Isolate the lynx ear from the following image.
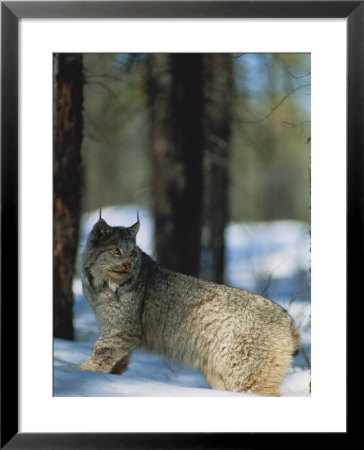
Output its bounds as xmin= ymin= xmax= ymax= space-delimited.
xmin=128 ymin=213 xmax=140 ymax=240
xmin=91 ymin=218 xmax=112 ymax=241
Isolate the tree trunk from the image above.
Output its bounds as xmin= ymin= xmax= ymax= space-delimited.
xmin=147 ymin=54 xmax=204 ymax=277
xmin=147 ymin=54 xmax=233 ymax=282
xmin=201 ymin=54 xmax=234 ymax=283
xmin=53 ymin=54 xmax=84 ymax=340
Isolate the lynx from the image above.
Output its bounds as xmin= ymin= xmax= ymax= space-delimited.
xmin=77 ymin=215 xmax=300 ymax=396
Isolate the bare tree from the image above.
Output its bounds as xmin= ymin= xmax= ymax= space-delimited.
xmin=201 ymin=54 xmax=234 ymax=283
xmin=147 ymin=54 xmax=234 ymax=282
xmin=147 ymin=54 xmax=204 ymax=277
xmin=53 ymin=54 xmax=84 ymax=340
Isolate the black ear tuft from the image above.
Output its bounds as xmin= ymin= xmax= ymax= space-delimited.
xmin=128 ymin=216 xmax=140 ymax=240
xmin=91 ymin=218 xmax=112 ymax=241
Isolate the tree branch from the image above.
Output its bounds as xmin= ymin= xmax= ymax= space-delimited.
xmin=281 ymin=120 xmax=311 ymax=128
xmin=238 ymin=83 xmax=311 ymax=125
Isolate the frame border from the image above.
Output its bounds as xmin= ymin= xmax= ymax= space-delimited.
xmin=1 ymin=1 xmax=359 ymax=448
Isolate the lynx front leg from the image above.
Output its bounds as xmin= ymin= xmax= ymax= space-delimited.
xmin=76 ymin=334 xmax=135 ymax=374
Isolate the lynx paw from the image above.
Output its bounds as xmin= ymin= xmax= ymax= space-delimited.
xmin=74 ymin=360 xmax=102 ymax=372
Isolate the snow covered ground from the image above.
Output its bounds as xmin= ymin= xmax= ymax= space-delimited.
xmin=54 ymin=206 xmax=311 ymax=397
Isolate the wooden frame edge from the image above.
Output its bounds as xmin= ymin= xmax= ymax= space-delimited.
xmin=1 ymin=1 xmax=359 ymax=447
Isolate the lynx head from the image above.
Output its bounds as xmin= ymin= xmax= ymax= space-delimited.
xmin=82 ymin=214 xmax=141 ymax=290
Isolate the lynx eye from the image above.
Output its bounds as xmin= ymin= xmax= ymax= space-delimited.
xmin=111 ymin=248 xmax=121 ymax=256
xmin=130 ymin=249 xmax=137 ymax=257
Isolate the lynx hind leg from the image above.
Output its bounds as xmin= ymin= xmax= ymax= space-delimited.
xmin=216 ymin=337 xmax=295 ymax=397
xmin=204 ymin=368 xmax=281 ymax=396
xmin=246 ymin=339 xmax=296 ymax=396
xmin=224 ymin=359 xmax=287 ymax=397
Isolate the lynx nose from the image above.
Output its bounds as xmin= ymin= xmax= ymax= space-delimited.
xmin=122 ymin=262 xmax=131 ymax=272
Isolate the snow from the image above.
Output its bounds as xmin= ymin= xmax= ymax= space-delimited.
xmin=54 ymin=205 xmax=311 ymax=397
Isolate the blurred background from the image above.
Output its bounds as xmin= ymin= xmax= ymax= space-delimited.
xmin=53 ymin=53 xmax=310 ymax=370
xmin=79 ymin=53 xmax=310 ymax=220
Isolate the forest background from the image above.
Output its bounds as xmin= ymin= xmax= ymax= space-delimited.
xmin=53 ymin=52 xmax=311 ymax=347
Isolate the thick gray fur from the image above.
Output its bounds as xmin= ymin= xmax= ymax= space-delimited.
xmin=78 ymin=217 xmax=300 ymax=396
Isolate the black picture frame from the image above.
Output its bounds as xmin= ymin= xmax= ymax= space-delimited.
xmin=1 ymin=1 xmax=358 ymax=448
